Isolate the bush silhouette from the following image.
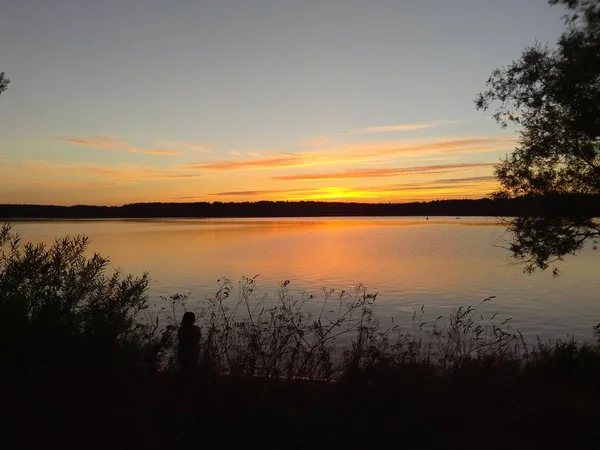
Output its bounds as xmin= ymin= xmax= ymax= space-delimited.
xmin=0 ymin=224 xmax=158 ymax=378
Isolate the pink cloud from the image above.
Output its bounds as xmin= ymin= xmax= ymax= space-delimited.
xmin=56 ymin=136 xmax=181 ymax=156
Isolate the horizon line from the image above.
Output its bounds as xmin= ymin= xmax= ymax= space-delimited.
xmin=2 ymin=194 xmax=598 ymax=209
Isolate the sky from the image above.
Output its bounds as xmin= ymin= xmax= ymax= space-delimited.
xmin=0 ymin=0 xmax=566 ymax=205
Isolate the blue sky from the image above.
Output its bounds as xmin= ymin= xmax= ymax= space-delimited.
xmin=0 ymin=0 xmax=565 ymax=204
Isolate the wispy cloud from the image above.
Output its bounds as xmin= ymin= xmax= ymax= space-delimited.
xmin=172 ymin=196 xmax=209 ymax=200
xmin=187 ymin=154 xmax=379 ymax=171
xmin=436 ymin=176 xmax=496 ymax=184
xmin=272 ymin=162 xmax=497 ymax=181
xmin=356 ymin=137 xmax=514 ymax=157
xmin=56 ymin=136 xmax=181 ymax=156
xmin=302 ymin=120 xmax=472 ymax=146
xmin=348 ymin=119 xmax=470 ymax=136
xmin=157 ymin=140 xmax=214 ymax=154
xmin=348 ymin=123 xmax=432 ymax=135
xmin=0 ymin=175 xmax=120 ymax=189
xmin=190 ymin=156 xmax=301 ymax=170
xmin=210 ymin=188 xmax=311 ymax=197
xmin=11 ymin=159 xmax=202 ymax=181
xmin=370 ymin=176 xmax=498 ymax=191
xmin=297 ymin=137 xmax=516 ymax=159
xmin=190 ymin=137 xmax=514 ymax=172
xmin=209 ymin=175 xmax=498 ymax=200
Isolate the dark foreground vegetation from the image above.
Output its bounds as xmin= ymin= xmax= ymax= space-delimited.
xmin=2 ymin=194 xmax=600 ymax=219
xmin=2 ymin=224 xmax=600 ymax=449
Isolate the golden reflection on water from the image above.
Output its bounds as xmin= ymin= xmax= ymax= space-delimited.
xmin=11 ymin=217 xmax=509 ymax=300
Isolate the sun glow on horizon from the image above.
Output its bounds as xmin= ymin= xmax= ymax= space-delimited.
xmin=0 ymin=128 xmax=507 ymax=206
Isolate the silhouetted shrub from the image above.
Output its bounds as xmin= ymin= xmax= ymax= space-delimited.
xmin=0 ymin=224 xmax=161 ymax=378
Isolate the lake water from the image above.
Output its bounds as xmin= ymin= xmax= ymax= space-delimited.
xmin=8 ymin=217 xmax=600 ymax=343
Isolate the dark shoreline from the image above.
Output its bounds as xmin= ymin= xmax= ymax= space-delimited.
xmin=1 ymin=194 xmax=599 ymax=219
xmin=3 ymin=221 xmax=600 ymax=449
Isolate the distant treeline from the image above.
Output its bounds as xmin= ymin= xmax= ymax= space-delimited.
xmin=1 ymin=195 xmax=599 ymax=219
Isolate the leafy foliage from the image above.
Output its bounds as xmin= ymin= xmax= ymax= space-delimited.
xmin=0 ymin=72 xmax=8 ymax=97
xmin=476 ymin=0 xmax=600 ymax=272
xmin=501 ymin=216 xmax=599 ymax=275
xmin=0 ymin=224 xmax=157 ymax=375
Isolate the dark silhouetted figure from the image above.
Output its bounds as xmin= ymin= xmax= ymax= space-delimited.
xmin=178 ymin=312 xmax=201 ymax=372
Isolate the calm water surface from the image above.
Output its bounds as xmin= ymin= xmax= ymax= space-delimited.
xmin=10 ymin=217 xmax=600 ymax=342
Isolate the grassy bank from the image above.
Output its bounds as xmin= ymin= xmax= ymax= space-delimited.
xmin=2 ymin=223 xmax=600 ymax=449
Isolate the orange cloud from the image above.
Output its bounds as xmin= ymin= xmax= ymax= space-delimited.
xmin=191 ymin=155 xmax=301 ymax=170
xmin=189 ymin=136 xmax=514 ymax=172
xmin=121 ymin=171 xmax=202 ymax=180
xmin=56 ymin=136 xmax=181 ymax=156
xmin=211 ymin=188 xmax=310 ymax=196
xmin=11 ymin=160 xmax=201 ymax=182
xmin=303 ymin=119 xmax=471 ymax=144
xmin=352 ymin=137 xmax=515 ymax=158
xmin=188 ymin=154 xmax=378 ymax=171
xmin=209 ymin=176 xmax=498 ymax=200
xmin=435 ymin=176 xmax=496 ymax=184
xmin=302 ymin=137 xmax=516 ymax=159
xmin=364 ymin=176 xmax=498 ymax=191
xmin=0 ymin=175 xmax=120 ymax=189
xmin=272 ymin=162 xmax=497 ymax=181
xmin=348 ymin=123 xmax=433 ymax=135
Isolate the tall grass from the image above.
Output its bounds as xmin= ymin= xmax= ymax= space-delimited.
xmin=154 ymin=277 xmax=533 ymax=379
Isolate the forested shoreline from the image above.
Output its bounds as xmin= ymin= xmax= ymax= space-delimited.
xmin=2 ymin=194 xmax=599 ymax=219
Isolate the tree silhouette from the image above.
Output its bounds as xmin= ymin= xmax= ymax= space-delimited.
xmin=0 ymin=72 xmax=9 ymax=97
xmin=476 ymin=0 xmax=600 ymax=274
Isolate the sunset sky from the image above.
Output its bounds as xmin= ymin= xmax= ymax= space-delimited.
xmin=0 ymin=0 xmax=565 ymax=205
